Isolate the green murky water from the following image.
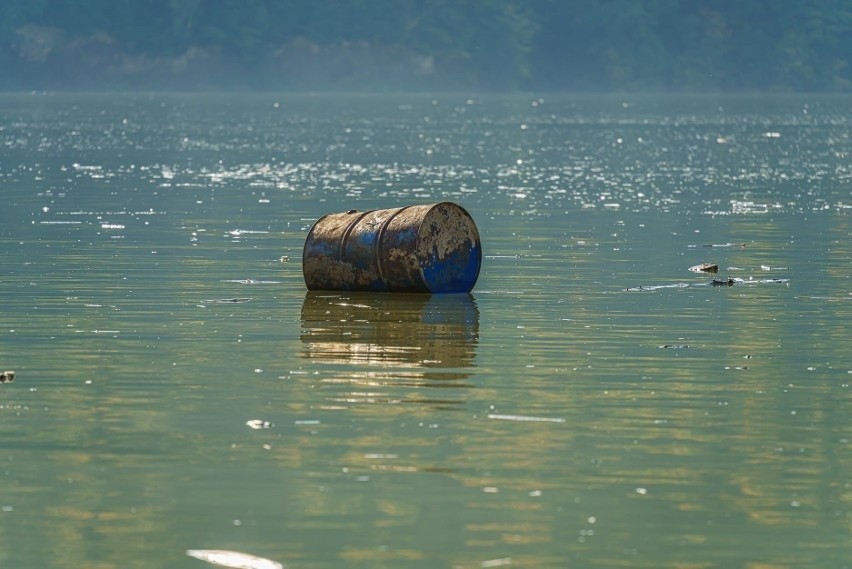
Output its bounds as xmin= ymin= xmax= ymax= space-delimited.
xmin=1 ymin=93 xmax=850 ymax=568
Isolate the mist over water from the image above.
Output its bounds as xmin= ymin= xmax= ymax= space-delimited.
xmin=1 ymin=93 xmax=850 ymax=568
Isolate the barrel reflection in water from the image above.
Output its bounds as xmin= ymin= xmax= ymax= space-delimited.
xmin=300 ymin=292 xmax=479 ymax=386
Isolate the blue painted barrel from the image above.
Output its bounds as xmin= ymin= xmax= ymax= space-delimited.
xmin=302 ymin=202 xmax=481 ymax=293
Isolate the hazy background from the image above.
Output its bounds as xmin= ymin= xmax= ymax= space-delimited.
xmin=3 ymin=0 xmax=851 ymax=92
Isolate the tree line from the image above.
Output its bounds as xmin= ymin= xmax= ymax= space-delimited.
xmin=2 ymin=0 xmax=851 ymax=91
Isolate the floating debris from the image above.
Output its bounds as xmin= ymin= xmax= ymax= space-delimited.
xmin=201 ymin=298 xmax=252 ymax=304
xmin=626 ymin=277 xmax=788 ymax=292
xmin=246 ymin=419 xmax=273 ymax=430
xmin=688 ymin=263 xmax=718 ymax=273
xmin=303 ymin=202 xmax=481 ymax=293
xmin=659 ymin=344 xmax=690 ymax=349
xmin=186 ymin=549 xmax=284 ymax=569
xmin=0 ymin=371 xmax=15 ymax=383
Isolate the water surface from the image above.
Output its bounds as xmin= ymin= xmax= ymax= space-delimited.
xmin=1 ymin=93 xmax=850 ymax=568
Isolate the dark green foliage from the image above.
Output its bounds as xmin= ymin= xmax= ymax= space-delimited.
xmin=1 ymin=0 xmax=851 ymax=90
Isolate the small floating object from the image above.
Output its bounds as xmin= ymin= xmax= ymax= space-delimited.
xmin=186 ymin=549 xmax=284 ymax=569
xmin=689 ymin=263 xmax=718 ymax=273
xmin=712 ymin=277 xmax=737 ymax=286
xmin=303 ymin=202 xmax=481 ymax=293
xmin=245 ymin=419 xmax=272 ymax=430
xmin=0 ymin=371 xmax=14 ymax=383
xmin=628 ymin=276 xmax=785 ymax=292
xmin=201 ymin=298 xmax=253 ymax=304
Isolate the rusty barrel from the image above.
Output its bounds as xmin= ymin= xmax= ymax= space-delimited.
xmin=302 ymin=202 xmax=481 ymax=293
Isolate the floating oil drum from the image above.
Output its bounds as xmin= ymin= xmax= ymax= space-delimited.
xmin=302 ymin=202 xmax=481 ymax=293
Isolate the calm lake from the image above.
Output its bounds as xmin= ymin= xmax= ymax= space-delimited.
xmin=1 ymin=93 xmax=850 ymax=568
